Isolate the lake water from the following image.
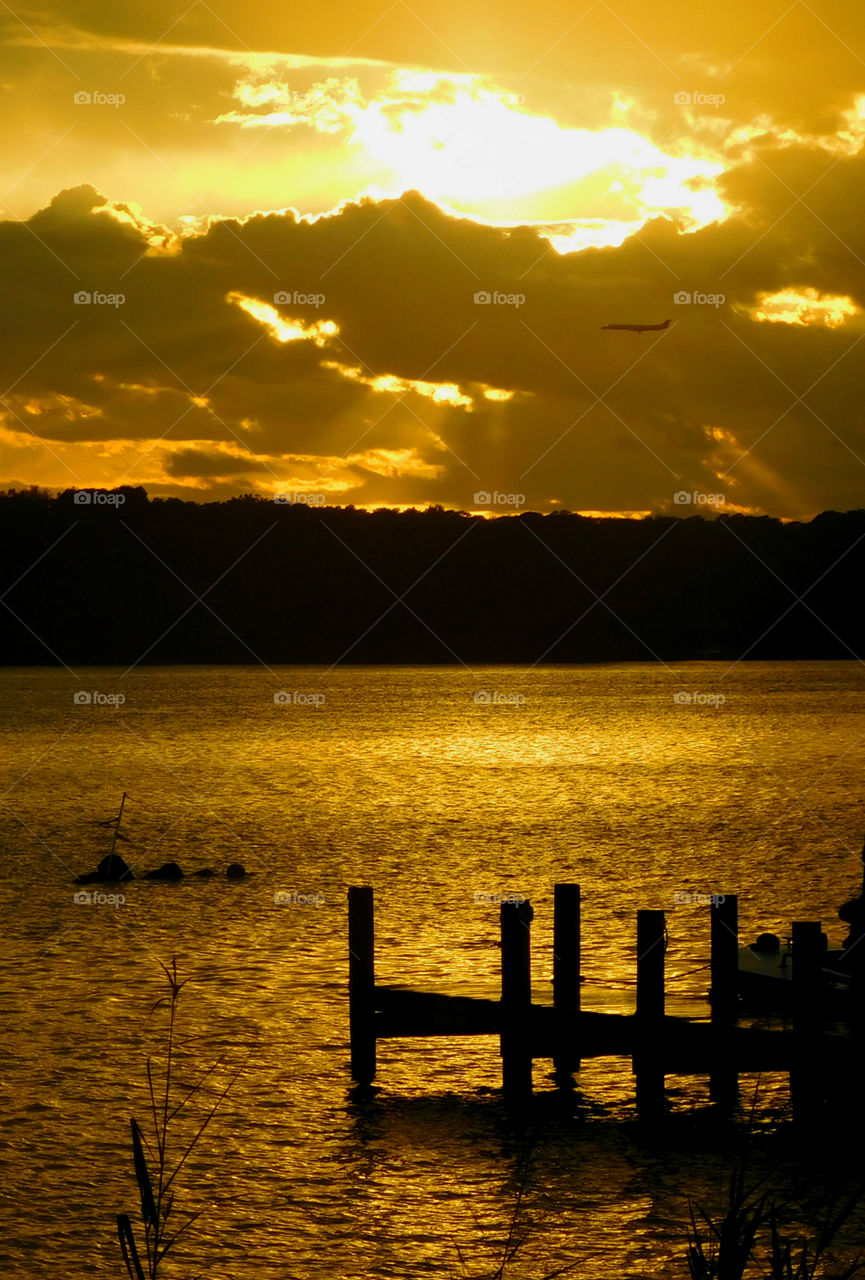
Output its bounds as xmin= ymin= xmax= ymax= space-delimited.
xmin=1 ymin=662 xmax=864 ymax=1279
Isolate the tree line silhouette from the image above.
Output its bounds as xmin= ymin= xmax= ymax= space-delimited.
xmin=1 ymin=487 xmax=863 ymax=665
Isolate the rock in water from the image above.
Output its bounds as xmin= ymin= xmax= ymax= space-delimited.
xmin=226 ymin=863 xmax=247 ymax=879
xmin=75 ymin=852 xmax=134 ymax=884
xmin=144 ymin=861 xmax=184 ymax=881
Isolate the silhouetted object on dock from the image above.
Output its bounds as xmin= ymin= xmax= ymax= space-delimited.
xmin=737 ymin=934 xmax=849 ymax=1008
xmin=75 ymin=851 xmax=135 ymax=884
xmin=737 ymin=852 xmax=865 ymax=1008
xmin=838 ymin=838 xmax=865 ymax=993
xmin=839 ymin=897 xmax=865 ymax=934
xmin=144 ymin=861 xmax=184 ymax=881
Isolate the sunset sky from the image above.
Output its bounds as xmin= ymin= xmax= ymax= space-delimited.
xmin=2 ymin=0 xmax=865 ymax=516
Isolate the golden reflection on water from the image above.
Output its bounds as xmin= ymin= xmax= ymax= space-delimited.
xmin=1 ymin=663 xmax=864 ymax=1278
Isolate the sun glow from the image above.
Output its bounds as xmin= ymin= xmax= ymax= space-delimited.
xmin=748 ymin=288 xmax=860 ymax=328
xmin=221 ymin=70 xmax=728 ymax=246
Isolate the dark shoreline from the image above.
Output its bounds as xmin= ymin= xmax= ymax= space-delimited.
xmin=2 ymin=490 xmax=864 ymax=666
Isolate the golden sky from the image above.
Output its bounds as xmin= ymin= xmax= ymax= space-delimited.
xmin=2 ymin=0 xmax=865 ymax=516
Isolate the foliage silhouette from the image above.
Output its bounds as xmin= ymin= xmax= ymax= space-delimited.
xmin=117 ymin=958 xmax=247 ymax=1279
xmin=1 ymin=489 xmax=864 ymax=663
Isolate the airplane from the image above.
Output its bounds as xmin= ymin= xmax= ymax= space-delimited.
xmin=600 ymin=318 xmax=672 ymax=334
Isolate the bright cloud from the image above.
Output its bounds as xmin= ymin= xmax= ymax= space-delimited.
xmin=747 ymin=288 xmax=860 ymax=328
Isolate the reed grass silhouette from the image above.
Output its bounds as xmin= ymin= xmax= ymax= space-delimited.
xmin=686 ymin=1166 xmax=864 ymax=1280
xmin=117 ymin=957 xmax=247 ymax=1279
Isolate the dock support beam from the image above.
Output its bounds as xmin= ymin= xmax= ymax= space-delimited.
xmin=501 ymin=898 xmax=534 ymax=1104
xmin=635 ymin=909 xmax=666 ymax=1121
xmin=348 ymin=886 xmax=376 ymax=1085
xmin=710 ymin=893 xmax=739 ymax=1106
xmin=553 ymin=883 xmax=581 ymax=1082
xmin=791 ymin=919 xmax=823 ymax=1124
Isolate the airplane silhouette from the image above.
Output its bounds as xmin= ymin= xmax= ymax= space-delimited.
xmin=601 ymin=318 xmax=672 ymax=334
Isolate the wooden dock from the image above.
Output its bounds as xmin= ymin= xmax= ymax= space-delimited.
xmin=348 ymin=884 xmax=860 ymax=1120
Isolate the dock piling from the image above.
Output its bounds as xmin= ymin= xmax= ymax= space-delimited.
xmin=348 ymin=885 xmax=376 ymax=1085
xmin=791 ymin=919 xmax=823 ymax=1123
xmin=500 ymin=898 xmax=534 ymax=1104
xmin=710 ymin=893 xmax=739 ymax=1105
xmin=553 ymin=883 xmax=581 ymax=1082
xmin=635 ymin=909 xmax=666 ymax=1120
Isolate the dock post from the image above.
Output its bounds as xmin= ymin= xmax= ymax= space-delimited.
xmin=500 ymin=897 xmax=534 ymax=1104
xmin=635 ymin=909 xmax=666 ymax=1121
xmin=791 ymin=920 xmax=823 ymax=1124
xmin=348 ymin=886 xmax=376 ymax=1085
xmin=553 ymin=883 xmax=581 ymax=1083
xmin=709 ymin=893 xmax=739 ymax=1106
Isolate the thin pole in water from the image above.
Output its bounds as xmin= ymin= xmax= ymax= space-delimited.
xmin=110 ymin=792 xmax=127 ymax=859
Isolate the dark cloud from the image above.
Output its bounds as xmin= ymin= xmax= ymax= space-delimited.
xmin=1 ymin=134 xmax=865 ymax=515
